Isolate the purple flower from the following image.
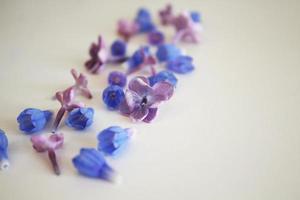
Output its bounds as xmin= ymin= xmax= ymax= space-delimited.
xmin=119 ymin=76 xmax=174 ymax=123
xmin=117 ymin=19 xmax=139 ymax=41
xmin=167 ymin=56 xmax=195 ymax=74
xmin=108 ymin=71 xmax=127 ymax=88
xmin=159 ymin=4 xmax=174 ymax=26
xmin=149 ymin=70 xmax=178 ymax=87
xmin=71 ymin=69 xmax=92 ymax=99
xmin=31 ymin=133 xmax=64 ymax=175
xmin=148 ymin=30 xmax=165 ymax=46
xmin=85 ymin=35 xmax=108 ymax=74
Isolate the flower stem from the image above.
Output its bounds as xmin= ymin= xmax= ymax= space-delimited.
xmin=48 ymin=150 xmax=60 ymax=175
xmin=52 ymin=107 xmax=66 ymax=133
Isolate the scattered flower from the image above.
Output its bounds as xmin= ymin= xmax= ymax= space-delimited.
xmin=65 ymin=107 xmax=94 ymax=130
xmin=85 ymin=35 xmax=108 ymax=74
xmin=17 ymin=108 xmax=52 ymax=134
xmin=156 ymin=44 xmax=181 ymax=62
xmin=31 ymin=133 xmax=64 ymax=175
xmin=119 ymin=76 xmax=174 ymax=122
xmin=190 ymin=11 xmax=201 ymax=23
xmin=0 ymin=129 xmax=9 ymax=170
xmin=148 ymin=30 xmax=165 ymax=46
xmin=70 ymin=68 xmax=92 ymax=99
xmin=149 ymin=70 xmax=178 ymax=87
xmin=102 ymin=85 xmax=125 ymax=110
xmin=135 ymin=8 xmax=156 ymax=33
xmin=110 ymin=40 xmax=126 ymax=57
xmin=167 ymin=55 xmax=195 ymax=74
xmin=73 ymin=148 xmax=118 ymax=182
xmin=117 ymin=19 xmax=139 ymax=41
xmin=108 ymin=71 xmax=127 ymax=88
xmin=159 ymin=4 xmax=174 ymax=25
xmin=97 ymin=126 xmax=135 ymax=156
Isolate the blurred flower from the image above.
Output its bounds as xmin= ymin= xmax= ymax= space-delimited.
xmin=156 ymin=44 xmax=181 ymax=62
xmin=17 ymin=108 xmax=52 ymax=134
xmin=167 ymin=56 xmax=195 ymax=74
xmin=149 ymin=70 xmax=178 ymax=87
xmin=108 ymin=71 xmax=127 ymax=88
xmin=31 ymin=133 xmax=64 ymax=175
xmin=148 ymin=30 xmax=165 ymax=46
xmin=65 ymin=107 xmax=94 ymax=130
xmin=102 ymin=85 xmax=125 ymax=110
xmin=0 ymin=129 xmax=9 ymax=171
xmin=97 ymin=126 xmax=135 ymax=156
xmin=110 ymin=40 xmax=126 ymax=57
xmin=159 ymin=4 xmax=174 ymax=25
xmin=117 ymin=19 xmax=139 ymax=41
xmin=85 ymin=35 xmax=108 ymax=74
xmin=73 ymin=148 xmax=118 ymax=182
xmin=119 ymin=76 xmax=174 ymax=123
xmin=135 ymin=8 xmax=156 ymax=33
xmin=190 ymin=11 xmax=201 ymax=23
xmin=70 ymin=68 xmax=92 ymax=99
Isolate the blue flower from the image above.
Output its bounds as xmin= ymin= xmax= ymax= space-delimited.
xmin=102 ymin=85 xmax=125 ymax=110
xmin=127 ymin=46 xmax=150 ymax=71
xmin=149 ymin=70 xmax=178 ymax=87
xmin=190 ymin=11 xmax=201 ymax=23
xmin=135 ymin=8 xmax=156 ymax=33
xmin=17 ymin=108 xmax=52 ymax=134
xmin=0 ymin=129 xmax=9 ymax=170
xmin=73 ymin=148 xmax=116 ymax=181
xmin=65 ymin=107 xmax=94 ymax=130
xmin=110 ymin=40 xmax=126 ymax=57
xmin=97 ymin=126 xmax=134 ymax=156
xmin=108 ymin=71 xmax=127 ymax=88
xmin=167 ymin=56 xmax=195 ymax=74
xmin=156 ymin=44 xmax=181 ymax=62
xmin=148 ymin=30 xmax=165 ymax=46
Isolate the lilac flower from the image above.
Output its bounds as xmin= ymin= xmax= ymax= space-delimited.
xmin=108 ymin=71 xmax=127 ymax=88
xmin=127 ymin=46 xmax=157 ymax=75
xmin=149 ymin=70 xmax=178 ymax=87
xmin=31 ymin=133 xmax=64 ymax=175
xmin=73 ymin=148 xmax=118 ymax=182
xmin=97 ymin=126 xmax=135 ymax=156
xmin=119 ymin=76 xmax=174 ymax=123
xmin=135 ymin=8 xmax=156 ymax=33
xmin=0 ymin=129 xmax=9 ymax=170
xmin=148 ymin=30 xmax=165 ymax=46
xmin=70 ymin=69 xmax=92 ymax=99
xmin=117 ymin=19 xmax=139 ymax=41
xmin=65 ymin=107 xmax=94 ymax=130
xmin=166 ymin=56 xmax=195 ymax=74
xmin=159 ymin=4 xmax=174 ymax=25
xmin=17 ymin=108 xmax=52 ymax=134
xmin=52 ymin=87 xmax=84 ymax=132
xmin=190 ymin=11 xmax=201 ymax=23
xmin=85 ymin=35 xmax=108 ymax=74
xmin=156 ymin=44 xmax=181 ymax=62
xmin=102 ymin=85 xmax=125 ymax=110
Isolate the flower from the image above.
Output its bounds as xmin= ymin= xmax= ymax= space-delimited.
xmin=31 ymin=133 xmax=64 ymax=175
xmin=149 ymin=70 xmax=178 ymax=87
xmin=72 ymin=148 xmax=117 ymax=182
xmin=135 ymin=8 xmax=156 ymax=33
xmin=17 ymin=108 xmax=52 ymax=134
xmin=53 ymin=88 xmax=84 ymax=132
xmin=102 ymin=85 xmax=125 ymax=110
xmin=117 ymin=19 xmax=139 ymax=41
xmin=166 ymin=56 xmax=195 ymax=74
xmin=0 ymin=129 xmax=9 ymax=170
xmin=119 ymin=76 xmax=174 ymax=122
xmin=156 ymin=44 xmax=181 ymax=62
xmin=148 ymin=30 xmax=165 ymax=46
xmin=85 ymin=35 xmax=108 ymax=74
xmin=127 ymin=46 xmax=156 ymax=75
xmin=110 ymin=40 xmax=126 ymax=57
xmin=159 ymin=4 xmax=174 ymax=25
xmin=97 ymin=126 xmax=135 ymax=156
xmin=65 ymin=107 xmax=94 ymax=130
xmin=70 ymin=68 xmax=92 ymax=99
xmin=108 ymin=71 xmax=127 ymax=88
xmin=190 ymin=11 xmax=201 ymax=23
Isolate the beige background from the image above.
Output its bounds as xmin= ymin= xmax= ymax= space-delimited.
xmin=0 ymin=0 xmax=299 ymax=199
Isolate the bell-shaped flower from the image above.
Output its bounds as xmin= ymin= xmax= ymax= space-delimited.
xmin=0 ymin=129 xmax=9 ymax=170
xmin=65 ymin=107 xmax=94 ymax=130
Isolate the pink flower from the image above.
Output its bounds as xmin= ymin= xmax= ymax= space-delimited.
xmin=159 ymin=4 xmax=174 ymax=26
xmin=117 ymin=19 xmax=139 ymax=41
xmin=31 ymin=133 xmax=64 ymax=175
xmin=70 ymin=68 xmax=92 ymax=99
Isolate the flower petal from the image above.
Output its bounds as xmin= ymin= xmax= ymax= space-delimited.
xmin=119 ymin=90 xmax=140 ymax=115
xmin=130 ymin=106 xmax=149 ymax=121
xmin=128 ymin=76 xmax=152 ymax=97
xmin=151 ymin=81 xmax=174 ymax=102
xmin=143 ymin=108 xmax=158 ymax=123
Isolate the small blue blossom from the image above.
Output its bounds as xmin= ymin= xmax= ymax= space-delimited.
xmin=73 ymin=148 xmax=117 ymax=182
xmin=190 ymin=11 xmax=201 ymax=23
xmin=166 ymin=56 xmax=195 ymax=74
xmin=65 ymin=107 xmax=94 ymax=130
xmin=0 ymin=129 xmax=9 ymax=170
xmin=17 ymin=108 xmax=52 ymax=134
xmin=97 ymin=126 xmax=134 ymax=156
xmin=148 ymin=30 xmax=165 ymax=46
xmin=102 ymin=85 xmax=125 ymax=110
xmin=110 ymin=40 xmax=126 ymax=57
xmin=108 ymin=71 xmax=127 ymax=88
xmin=127 ymin=46 xmax=150 ymax=72
xmin=149 ymin=70 xmax=178 ymax=87
xmin=156 ymin=44 xmax=181 ymax=62
xmin=135 ymin=8 xmax=156 ymax=33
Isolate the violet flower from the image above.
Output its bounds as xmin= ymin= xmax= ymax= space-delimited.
xmin=52 ymin=87 xmax=84 ymax=132
xmin=159 ymin=4 xmax=174 ymax=26
xmin=70 ymin=68 xmax=92 ymax=99
xmin=117 ymin=19 xmax=139 ymax=41
xmin=119 ymin=76 xmax=174 ymax=123
xmin=31 ymin=133 xmax=64 ymax=175
xmin=85 ymin=35 xmax=108 ymax=74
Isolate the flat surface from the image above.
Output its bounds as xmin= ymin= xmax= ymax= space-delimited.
xmin=0 ymin=0 xmax=300 ymax=199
